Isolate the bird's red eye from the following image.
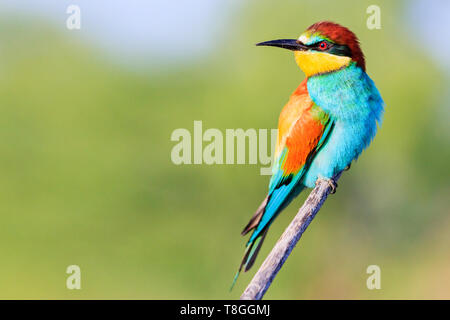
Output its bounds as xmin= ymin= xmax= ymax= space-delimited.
xmin=318 ymin=41 xmax=328 ymax=50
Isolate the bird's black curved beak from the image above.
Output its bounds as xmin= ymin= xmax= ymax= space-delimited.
xmin=256 ymin=39 xmax=308 ymax=51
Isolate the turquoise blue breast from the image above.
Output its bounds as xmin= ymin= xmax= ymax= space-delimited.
xmin=302 ymin=62 xmax=384 ymax=188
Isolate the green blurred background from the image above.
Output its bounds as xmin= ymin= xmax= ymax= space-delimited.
xmin=0 ymin=0 xmax=449 ymax=299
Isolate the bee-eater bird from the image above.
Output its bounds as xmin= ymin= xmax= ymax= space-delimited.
xmin=232 ymin=21 xmax=384 ymax=288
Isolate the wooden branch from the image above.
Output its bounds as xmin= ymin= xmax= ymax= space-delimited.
xmin=240 ymin=172 xmax=343 ymax=300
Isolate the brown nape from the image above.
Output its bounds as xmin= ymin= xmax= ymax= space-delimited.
xmin=307 ymin=21 xmax=366 ymax=71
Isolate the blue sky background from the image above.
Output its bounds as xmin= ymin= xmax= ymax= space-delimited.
xmin=1 ymin=0 xmax=448 ymax=70
xmin=404 ymin=0 xmax=450 ymax=70
xmin=0 ymin=0 xmax=240 ymax=67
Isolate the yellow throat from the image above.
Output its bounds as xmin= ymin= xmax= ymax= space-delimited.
xmin=294 ymin=51 xmax=351 ymax=77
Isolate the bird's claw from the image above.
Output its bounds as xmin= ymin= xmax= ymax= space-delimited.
xmin=316 ymin=178 xmax=338 ymax=194
xmin=328 ymin=179 xmax=338 ymax=194
xmin=344 ymin=164 xmax=351 ymax=171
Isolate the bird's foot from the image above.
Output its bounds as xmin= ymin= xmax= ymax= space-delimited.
xmin=344 ymin=163 xmax=351 ymax=171
xmin=328 ymin=179 xmax=338 ymax=194
xmin=316 ymin=178 xmax=338 ymax=194
xmin=317 ymin=178 xmax=338 ymax=194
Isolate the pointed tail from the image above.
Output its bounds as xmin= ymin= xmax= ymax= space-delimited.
xmin=230 ymin=227 xmax=269 ymax=291
xmin=230 ymin=183 xmax=306 ymax=290
xmin=230 ymin=197 xmax=269 ymax=291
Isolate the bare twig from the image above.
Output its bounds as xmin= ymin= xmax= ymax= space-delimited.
xmin=240 ymin=172 xmax=343 ymax=300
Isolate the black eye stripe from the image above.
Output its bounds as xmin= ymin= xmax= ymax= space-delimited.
xmin=329 ymin=44 xmax=352 ymax=57
xmin=314 ymin=41 xmax=332 ymax=50
xmin=308 ymin=40 xmax=332 ymax=49
xmin=308 ymin=40 xmax=352 ymax=57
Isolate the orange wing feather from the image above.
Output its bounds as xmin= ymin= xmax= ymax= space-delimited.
xmin=275 ymin=79 xmax=326 ymax=177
